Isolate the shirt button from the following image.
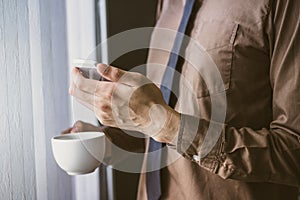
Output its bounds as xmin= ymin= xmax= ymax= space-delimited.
xmin=193 ymin=155 xmax=200 ymax=162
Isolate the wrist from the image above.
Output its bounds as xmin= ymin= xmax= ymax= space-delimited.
xmin=153 ymin=106 xmax=181 ymax=143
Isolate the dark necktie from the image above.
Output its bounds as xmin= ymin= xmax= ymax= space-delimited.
xmin=146 ymin=0 xmax=195 ymax=199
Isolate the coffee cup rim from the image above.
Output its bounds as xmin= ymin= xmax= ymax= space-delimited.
xmin=51 ymin=132 xmax=104 ymax=142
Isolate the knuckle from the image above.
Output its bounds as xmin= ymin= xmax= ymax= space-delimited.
xmin=113 ymin=69 xmax=122 ymax=80
xmin=94 ymin=100 xmax=109 ymax=112
xmin=74 ymin=120 xmax=84 ymax=128
xmin=100 ymin=104 xmax=110 ymax=111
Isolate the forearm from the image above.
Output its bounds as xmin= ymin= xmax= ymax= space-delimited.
xmin=177 ymin=114 xmax=300 ymax=186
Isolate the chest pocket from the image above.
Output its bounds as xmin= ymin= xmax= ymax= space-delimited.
xmin=183 ymin=19 xmax=239 ymax=98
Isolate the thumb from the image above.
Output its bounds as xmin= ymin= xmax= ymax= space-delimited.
xmin=97 ymin=63 xmax=126 ymax=83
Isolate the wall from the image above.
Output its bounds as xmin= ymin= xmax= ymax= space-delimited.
xmin=0 ymin=0 xmax=73 ymax=199
xmin=105 ymin=0 xmax=158 ymax=199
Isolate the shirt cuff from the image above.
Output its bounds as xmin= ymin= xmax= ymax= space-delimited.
xmin=176 ymin=114 xmax=226 ymax=173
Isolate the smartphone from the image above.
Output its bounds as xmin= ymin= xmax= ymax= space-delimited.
xmin=72 ymin=59 xmax=103 ymax=81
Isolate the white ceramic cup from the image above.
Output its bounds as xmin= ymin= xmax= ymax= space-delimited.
xmin=51 ymin=132 xmax=106 ymax=175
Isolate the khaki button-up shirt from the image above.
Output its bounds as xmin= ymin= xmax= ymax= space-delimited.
xmin=137 ymin=0 xmax=300 ymax=199
xmin=104 ymin=0 xmax=300 ymax=199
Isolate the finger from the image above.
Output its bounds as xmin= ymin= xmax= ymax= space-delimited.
xmin=97 ymin=63 xmax=126 ymax=83
xmin=75 ymin=97 xmax=115 ymax=126
xmin=97 ymin=64 xmax=151 ymax=86
xmin=94 ymin=81 xmax=117 ymax=98
xmin=98 ymin=117 xmax=116 ymax=127
xmin=71 ymin=68 xmax=117 ymax=97
xmin=95 ymin=109 xmax=114 ymax=121
xmin=71 ymin=84 xmax=112 ymax=105
xmin=73 ymin=97 xmax=113 ymax=127
xmin=70 ymin=81 xmax=95 ymax=110
xmin=61 ymin=127 xmax=73 ymax=134
xmin=93 ymin=106 xmax=115 ymax=126
xmin=70 ymin=83 xmax=94 ymax=105
xmin=71 ymin=67 xmax=99 ymax=94
xmin=71 ymin=85 xmax=113 ymax=113
xmin=70 ymin=126 xmax=79 ymax=133
xmin=72 ymin=120 xmax=84 ymax=132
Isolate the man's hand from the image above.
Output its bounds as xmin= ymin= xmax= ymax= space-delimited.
xmin=69 ymin=64 xmax=180 ymax=143
xmin=61 ymin=120 xmax=102 ymax=134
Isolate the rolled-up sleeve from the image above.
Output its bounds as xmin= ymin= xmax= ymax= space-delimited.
xmin=176 ymin=0 xmax=300 ymax=187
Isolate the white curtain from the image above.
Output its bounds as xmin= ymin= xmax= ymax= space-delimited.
xmin=0 ymin=0 xmax=73 ymax=199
